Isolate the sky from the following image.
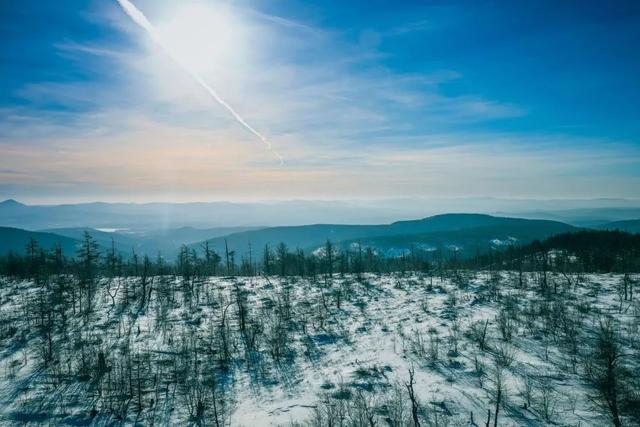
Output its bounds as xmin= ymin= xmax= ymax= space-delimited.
xmin=1 ymin=0 xmax=639 ymax=203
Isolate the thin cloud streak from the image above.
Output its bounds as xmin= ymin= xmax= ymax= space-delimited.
xmin=114 ymin=0 xmax=284 ymax=164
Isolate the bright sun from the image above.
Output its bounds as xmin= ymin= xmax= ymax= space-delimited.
xmin=155 ymin=3 xmax=242 ymax=73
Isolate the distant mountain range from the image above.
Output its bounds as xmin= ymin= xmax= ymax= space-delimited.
xmin=498 ymin=207 xmax=640 ymax=227
xmin=1 ymin=198 xmax=639 ymax=262
xmin=2 ymin=198 xmax=640 ymax=230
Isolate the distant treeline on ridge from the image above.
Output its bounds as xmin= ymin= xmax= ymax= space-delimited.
xmin=1 ymin=229 xmax=640 ymax=278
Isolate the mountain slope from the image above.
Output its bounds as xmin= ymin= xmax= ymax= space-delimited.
xmin=596 ymin=219 xmax=640 ymax=234
xmin=0 ymin=227 xmax=80 ymax=256
xmin=193 ymin=214 xmax=577 ymax=259
xmin=342 ymin=219 xmax=577 ymax=258
xmin=141 ymin=226 xmax=263 ymax=246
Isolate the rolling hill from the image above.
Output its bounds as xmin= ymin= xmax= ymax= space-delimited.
xmin=192 ymin=214 xmax=578 ymax=259
xmin=0 ymin=227 xmax=81 ymax=256
xmin=340 ymin=219 xmax=577 ymax=258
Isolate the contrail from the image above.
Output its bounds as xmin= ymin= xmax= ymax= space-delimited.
xmin=115 ymin=0 xmax=283 ymax=164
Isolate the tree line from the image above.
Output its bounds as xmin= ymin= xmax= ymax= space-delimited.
xmin=2 ymin=229 xmax=640 ymax=281
xmin=0 ymin=232 xmax=438 ymax=279
xmin=467 ymin=229 xmax=640 ymax=273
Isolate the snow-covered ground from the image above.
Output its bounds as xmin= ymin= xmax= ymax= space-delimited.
xmin=0 ymin=271 xmax=638 ymax=426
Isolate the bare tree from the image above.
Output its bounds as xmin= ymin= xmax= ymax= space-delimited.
xmin=585 ymin=318 xmax=624 ymax=427
xmin=406 ymin=367 xmax=421 ymax=427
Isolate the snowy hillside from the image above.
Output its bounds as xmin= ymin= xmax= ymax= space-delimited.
xmin=0 ymin=271 xmax=638 ymax=426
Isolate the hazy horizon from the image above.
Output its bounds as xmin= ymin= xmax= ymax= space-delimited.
xmin=5 ymin=195 xmax=640 ymax=207
xmin=3 ymin=195 xmax=640 ymax=233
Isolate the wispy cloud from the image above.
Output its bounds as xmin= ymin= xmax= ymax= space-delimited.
xmin=387 ymin=19 xmax=432 ymax=36
xmin=1 ymin=0 xmax=638 ymax=202
xmin=2 ymin=112 xmax=639 ymax=201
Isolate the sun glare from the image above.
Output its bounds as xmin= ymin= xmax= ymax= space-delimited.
xmin=155 ymin=3 xmax=242 ymax=73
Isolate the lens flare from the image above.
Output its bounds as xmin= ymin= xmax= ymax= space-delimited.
xmin=115 ymin=0 xmax=283 ymax=164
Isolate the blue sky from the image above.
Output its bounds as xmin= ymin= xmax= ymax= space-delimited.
xmin=1 ymin=0 xmax=639 ymax=203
